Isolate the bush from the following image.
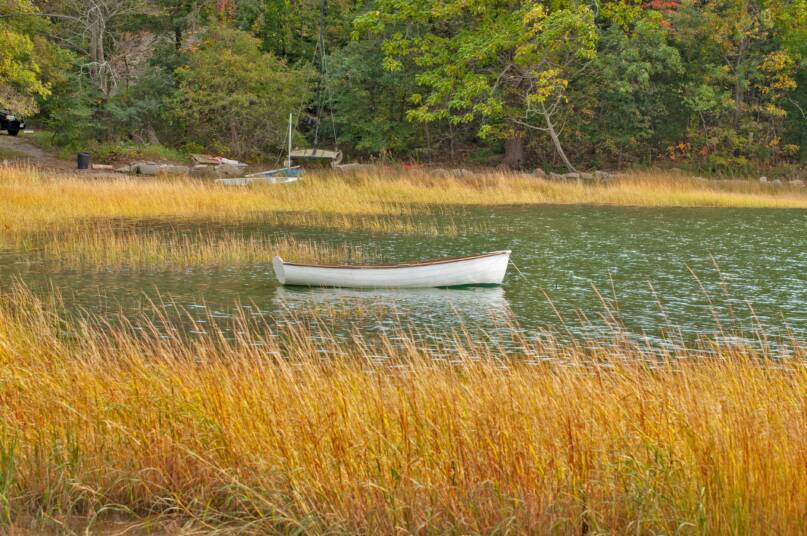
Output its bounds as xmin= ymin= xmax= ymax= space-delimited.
xmin=171 ymin=26 xmax=313 ymax=160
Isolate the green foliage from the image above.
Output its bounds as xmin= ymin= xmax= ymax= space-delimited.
xmin=4 ymin=0 xmax=803 ymax=172
xmin=354 ymin=0 xmax=600 ymax=168
xmin=670 ymin=0 xmax=802 ymax=169
xmin=237 ymin=0 xmax=291 ymax=55
xmin=355 ymin=1 xmax=597 ymax=137
xmin=326 ymin=40 xmax=420 ymax=156
xmin=571 ymin=11 xmax=683 ymax=165
xmin=28 ymin=130 xmax=189 ymax=163
xmin=237 ymin=0 xmax=357 ymax=61
xmin=105 ymin=63 xmax=178 ymax=143
xmin=0 ymin=26 xmax=48 ymax=113
xmin=0 ymin=0 xmax=67 ymax=113
xmin=38 ymin=69 xmax=97 ymax=148
xmin=0 ymin=146 xmax=26 ymax=159
xmin=89 ymin=141 xmax=189 ymax=163
xmin=170 ymin=25 xmax=313 ymax=158
xmin=783 ymin=69 xmax=807 ymax=163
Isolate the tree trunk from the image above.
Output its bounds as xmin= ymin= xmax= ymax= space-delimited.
xmin=732 ymin=38 xmax=748 ymax=123
xmin=87 ymin=8 xmax=109 ymax=96
xmin=448 ymin=122 xmax=455 ymax=160
xmin=146 ymin=125 xmax=160 ymax=145
xmin=501 ymin=132 xmax=524 ymax=169
xmin=542 ymin=109 xmax=576 ymax=173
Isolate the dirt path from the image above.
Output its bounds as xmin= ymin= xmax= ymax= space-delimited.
xmin=0 ymin=132 xmax=73 ymax=170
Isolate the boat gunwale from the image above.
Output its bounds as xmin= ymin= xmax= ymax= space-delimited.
xmin=280 ymin=250 xmax=511 ymax=270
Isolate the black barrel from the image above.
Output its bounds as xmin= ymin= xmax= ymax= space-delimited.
xmin=77 ymin=152 xmax=91 ymax=170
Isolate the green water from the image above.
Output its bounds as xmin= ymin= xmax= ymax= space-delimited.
xmin=1 ymin=205 xmax=805 ymax=347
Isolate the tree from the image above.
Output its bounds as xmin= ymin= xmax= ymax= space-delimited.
xmin=171 ymin=25 xmax=313 ymax=158
xmin=34 ymin=0 xmax=148 ymax=98
xmin=572 ymin=9 xmax=683 ymax=167
xmin=354 ymin=0 xmax=597 ymax=170
xmin=235 ymin=0 xmax=358 ymax=60
xmin=671 ymin=0 xmax=802 ymax=171
xmin=769 ymin=0 xmax=807 ymax=163
xmin=512 ymin=5 xmax=598 ymax=170
xmin=0 ymin=0 xmax=58 ymax=113
xmin=326 ymin=39 xmax=420 ymax=157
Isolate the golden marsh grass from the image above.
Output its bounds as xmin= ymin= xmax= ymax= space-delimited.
xmin=0 ymin=285 xmax=804 ymax=533
xmin=2 ymin=165 xmax=807 ymax=236
xmin=34 ymin=228 xmax=377 ymax=270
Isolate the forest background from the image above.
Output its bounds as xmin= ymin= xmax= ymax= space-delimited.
xmin=1 ymin=0 xmax=806 ymax=175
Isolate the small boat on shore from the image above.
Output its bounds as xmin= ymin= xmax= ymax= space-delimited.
xmin=216 ymin=170 xmax=301 ymax=186
xmin=272 ymin=250 xmax=511 ymax=288
xmin=219 ymin=113 xmax=343 ymax=186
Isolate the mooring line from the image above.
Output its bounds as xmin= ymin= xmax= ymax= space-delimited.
xmin=509 ymin=259 xmax=527 ymax=280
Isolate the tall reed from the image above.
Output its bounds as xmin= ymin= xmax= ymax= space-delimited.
xmin=3 ymin=164 xmax=807 ymax=235
xmin=0 ymin=284 xmax=803 ymax=534
xmin=35 ymin=227 xmax=376 ymax=270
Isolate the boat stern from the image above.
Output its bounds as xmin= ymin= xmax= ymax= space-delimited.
xmin=272 ymin=256 xmax=286 ymax=284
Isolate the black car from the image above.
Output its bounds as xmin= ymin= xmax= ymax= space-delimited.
xmin=0 ymin=110 xmax=25 ymax=136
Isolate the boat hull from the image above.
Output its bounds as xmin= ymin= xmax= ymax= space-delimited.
xmin=272 ymin=251 xmax=511 ymax=288
xmin=247 ymin=167 xmax=304 ymax=178
xmin=216 ymin=176 xmax=299 ymax=186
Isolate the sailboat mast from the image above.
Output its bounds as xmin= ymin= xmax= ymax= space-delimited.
xmin=313 ymin=0 xmax=327 ymax=150
xmin=287 ymin=112 xmax=293 ymax=167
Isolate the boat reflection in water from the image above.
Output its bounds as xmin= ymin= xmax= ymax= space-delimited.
xmin=273 ymin=285 xmax=515 ymax=351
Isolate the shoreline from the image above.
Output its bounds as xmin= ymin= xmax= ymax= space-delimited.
xmin=3 ymin=166 xmax=807 ymax=231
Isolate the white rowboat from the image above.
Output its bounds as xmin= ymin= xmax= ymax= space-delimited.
xmin=272 ymin=250 xmax=511 ymax=288
xmin=215 ymin=176 xmax=300 ymax=186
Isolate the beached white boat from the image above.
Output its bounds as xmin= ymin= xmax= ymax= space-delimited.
xmin=215 ymin=175 xmax=300 ymax=186
xmin=272 ymin=250 xmax=511 ymax=288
